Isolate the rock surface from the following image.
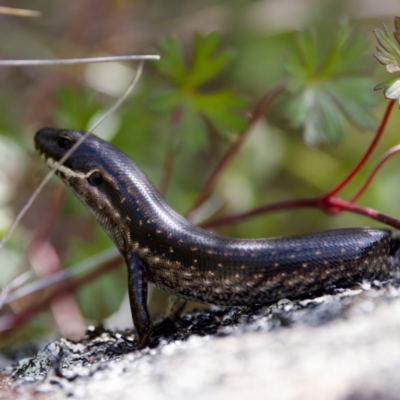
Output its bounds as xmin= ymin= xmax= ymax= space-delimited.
xmin=2 ymin=280 xmax=400 ymax=400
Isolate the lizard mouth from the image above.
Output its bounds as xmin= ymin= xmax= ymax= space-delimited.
xmin=34 ymin=127 xmax=106 ymax=182
xmin=38 ymin=151 xmax=93 ymax=181
xmin=34 ymin=127 xmax=81 ymax=180
xmin=34 ymin=127 xmax=61 ymax=161
xmin=35 ymin=150 xmax=66 ymax=180
xmin=34 ymin=137 xmax=63 ymax=176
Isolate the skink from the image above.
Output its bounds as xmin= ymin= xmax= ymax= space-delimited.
xmin=34 ymin=127 xmax=400 ymax=347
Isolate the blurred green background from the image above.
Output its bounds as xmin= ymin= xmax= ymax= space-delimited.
xmin=0 ymin=0 xmax=400 ymax=348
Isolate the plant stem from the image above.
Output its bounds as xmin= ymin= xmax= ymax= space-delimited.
xmin=0 ymin=254 xmax=122 ymax=335
xmin=323 ymin=100 xmax=395 ymax=199
xmin=327 ymin=197 xmax=400 ymax=229
xmin=202 ymin=100 xmax=399 ymax=230
xmin=350 ymin=144 xmax=400 ymax=203
xmin=201 ymin=193 xmax=400 ymax=231
xmin=201 ymin=198 xmax=318 ymax=229
xmin=186 ymin=82 xmax=285 ymax=221
xmin=158 ymin=107 xmax=182 ymax=197
xmin=159 ymin=152 xmax=176 ymax=197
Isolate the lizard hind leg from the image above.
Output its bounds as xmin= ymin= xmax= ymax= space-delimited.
xmin=165 ymin=295 xmax=187 ymax=321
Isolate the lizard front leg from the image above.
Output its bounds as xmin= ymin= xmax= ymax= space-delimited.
xmin=126 ymin=255 xmax=153 ymax=348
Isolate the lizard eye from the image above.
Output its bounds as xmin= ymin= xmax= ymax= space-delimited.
xmin=56 ymin=136 xmax=72 ymax=150
xmin=87 ymin=171 xmax=102 ymax=186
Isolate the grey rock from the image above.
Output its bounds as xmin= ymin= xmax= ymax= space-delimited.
xmin=2 ymin=280 xmax=400 ymax=400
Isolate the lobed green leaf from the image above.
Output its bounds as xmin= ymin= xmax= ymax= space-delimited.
xmin=374 ymin=18 xmax=400 ymax=102
xmin=154 ymin=33 xmax=246 ymax=151
xmin=157 ymin=37 xmax=187 ymax=85
xmin=186 ymin=32 xmax=235 ymax=88
xmin=284 ymin=24 xmax=376 ymax=145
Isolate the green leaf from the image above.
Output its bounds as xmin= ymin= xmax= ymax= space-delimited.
xmin=375 ymin=27 xmax=397 ymax=54
xmin=324 ymin=29 xmax=370 ymax=76
xmin=186 ymin=32 xmax=235 ymax=88
xmin=316 ymin=91 xmax=344 ymax=144
xmin=374 ymin=19 xmax=400 ymax=102
xmin=374 ymin=26 xmax=400 ymax=73
xmin=149 ymin=89 xmax=183 ymax=112
xmin=375 ymin=76 xmax=400 ymax=91
xmin=375 ymin=76 xmax=400 ymax=100
xmin=157 ymin=33 xmax=235 ymax=90
xmin=374 ymin=47 xmax=397 ymax=68
xmin=283 ymin=51 xmax=307 ymax=86
xmin=384 ymin=79 xmax=400 ymax=99
xmin=296 ymin=29 xmax=318 ymax=74
xmin=327 ymin=78 xmax=376 ymax=130
xmin=284 ymin=24 xmax=376 ymax=145
xmin=192 ymin=90 xmax=248 ymax=134
xmin=286 ymin=88 xmax=343 ymax=146
xmin=153 ymin=33 xmax=247 ymax=151
xmin=157 ymin=37 xmax=187 ymax=85
xmin=53 ymin=88 xmax=101 ymax=129
xmin=176 ymin=103 xmax=208 ymax=152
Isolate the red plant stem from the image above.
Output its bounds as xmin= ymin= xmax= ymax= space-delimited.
xmin=201 ymin=193 xmax=400 ymax=230
xmin=159 ymin=152 xmax=176 ymax=197
xmin=350 ymin=144 xmax=400 ymax=203
xmin=327 ymin=197 xmax=400 ymax=229
xmin=186 ymin=83 xmax=285 ymax=220
xmin=323 ymin=100 xmax=395 ymax=199
xmin=159 ymin=107 xmax=182 ymax=196
xmin=202 ymin=100 xmax=398 ymax=230
xmin=201 ymin=198 xmax=319 ymax=229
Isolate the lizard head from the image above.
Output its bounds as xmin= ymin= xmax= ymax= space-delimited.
xmin=34 ymin=127 xmax=140 ymax=240
xmin=34 ymin=127 xmax=111 ymax=186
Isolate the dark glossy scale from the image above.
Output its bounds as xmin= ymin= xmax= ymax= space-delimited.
xmin=35 ymin=127 xmax=400 ymax=347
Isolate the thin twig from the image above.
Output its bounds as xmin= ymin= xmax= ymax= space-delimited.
xmin=0 ymin=254 xmax=122 ymax=334
xmin=0 ymin=6 xmax=41 ymax=17
xmin=26 ymin=186 xmax=85 ymax=337
xmin=0 ymin=55 xmax=159 ymax=67
xmin=0 ymin=271 xmax=32 ymax=309
xmin=89 ymin=61 xmax=144 ymax=131
xmin=1 ymin=248 xmax=120 ymax=307
xmin=0 ymin=61 xmax=145 ymax=251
